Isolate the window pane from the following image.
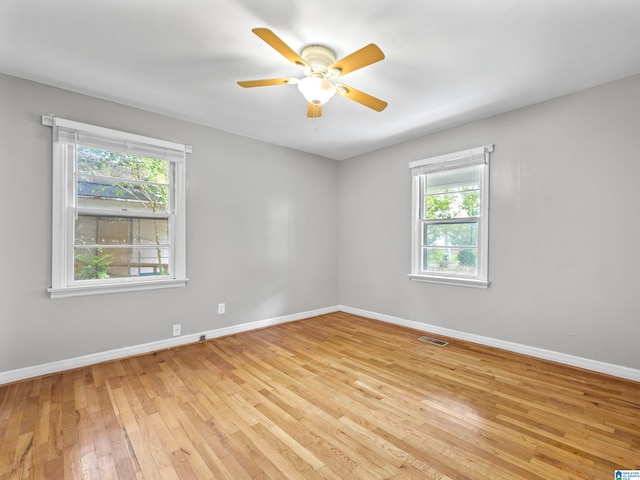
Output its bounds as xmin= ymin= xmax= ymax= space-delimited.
xmin=75 ymin=216 xmax=169 ymax=246
xmin=74 ymin=246 xmax=170 ymax=280
xmin=425 ymin=190 xmax=480 ymax=219
xmin=131 ymin=218 xmax=170 ymax=246
xmin=424 ymin=165 xmax=481 ymax=219
xmin=424 ymin=222 xmax=478 ymax=247
xmin=422 ymin=247 xmax=478 ymax=276
xmin=129 ymin=247 xmax=170 ymax=276
xmin=78 ymin=177 xmax=169 ymax=212
xmin=77 ymin=147 xmax=170 ymax=213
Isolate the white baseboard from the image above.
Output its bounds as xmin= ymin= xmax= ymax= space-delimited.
xmin=0 ymin=305 xmax=340 ymax=385
xmin=3 ymin=304 xmax=638 ymax=385
xmin=339 ymin=305 xmax=640 ymax=383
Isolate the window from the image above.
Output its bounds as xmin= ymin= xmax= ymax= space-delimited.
xmin=46 ymin=117 xmax=189 ymax=298
xmin=409 ymin=145 xmax=492 ymax=288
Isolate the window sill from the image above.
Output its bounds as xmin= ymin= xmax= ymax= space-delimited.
xmin=48 ymin=277 xmax=188 ymax=299
xmin=408 ymin=274 xmax=490 ymax=289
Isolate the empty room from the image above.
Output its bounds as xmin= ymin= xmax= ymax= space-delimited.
xmin=1 ymin=1 xmax=639 ymax=479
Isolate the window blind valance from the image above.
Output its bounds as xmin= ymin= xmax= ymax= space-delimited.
xmin=52 ymin=117 xmax=188 ymax=163
xmin=409 ymin=144 xmax=493 ymax=176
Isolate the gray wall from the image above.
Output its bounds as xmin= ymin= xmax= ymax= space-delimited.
xmin=0 ymin=73 xmax=339 ymax=372
xmin=2 ymin=71 xmax=639 ymax=375
xmin=339 ymin=74 xmax=640 ymax=370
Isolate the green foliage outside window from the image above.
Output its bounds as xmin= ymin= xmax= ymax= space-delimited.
xmin=75 ymin=248 xmax=113 ymax=279
xmin=426 ymin=186 xmax=479 ymax=219
xmin=426 ymin=193 xmax=454 ymax=219
xmin=460 ymin=190 xmax=479 ymax=216
xmin=457 ymin=249 xmax=477 ymax=267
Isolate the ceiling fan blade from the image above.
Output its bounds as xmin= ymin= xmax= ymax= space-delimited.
xmin=307 ymin=103 xmax=322 ymax=118
xmin=329 ymin=44 xmax=385 ymax=77
xmin=336 ymin=84 xmax=388 ymax=112
xmin=237 ymin=78 xmax=294 ymax=88
xmin=252 ymin=28 xmax=309 ymax=69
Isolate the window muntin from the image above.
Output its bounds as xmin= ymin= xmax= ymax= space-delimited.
xmin=409 ymin=145 xmax=492 ymax=288
xmin=47 ymin=117 xmax=188 ymax=298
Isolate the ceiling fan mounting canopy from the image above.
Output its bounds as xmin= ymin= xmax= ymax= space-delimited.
xmin=237 ymin=28 xmax=387 ymax=118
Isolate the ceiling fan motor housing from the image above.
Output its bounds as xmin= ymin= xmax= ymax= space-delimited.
xmin=300 ymin=45 xmax=336 ymax=76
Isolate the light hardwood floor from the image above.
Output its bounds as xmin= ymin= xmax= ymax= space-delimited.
xmin=1 ymin=312 xmax=639 ymax=479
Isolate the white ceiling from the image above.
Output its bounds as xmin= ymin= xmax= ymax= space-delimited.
xmin=2 ymin=0 xmax=640 ymax=160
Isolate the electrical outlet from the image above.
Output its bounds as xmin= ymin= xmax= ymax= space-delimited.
xmin=218 ymin=303 xmax=225 ymax=314
xmin=172 ymin=324 xmax=181 ymax=336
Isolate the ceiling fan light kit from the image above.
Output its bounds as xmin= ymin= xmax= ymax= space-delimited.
xmin=238 ymin=28 xmax=387 ymax=118
xmin=298 ymin=75 xmax=336 ymax=105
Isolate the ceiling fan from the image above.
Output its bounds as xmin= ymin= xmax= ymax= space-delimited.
xmin=238 ymin=28 xmax=388 ymax=118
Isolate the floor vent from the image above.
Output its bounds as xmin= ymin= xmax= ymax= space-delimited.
xmin=418 ymin=336 xmax=448 ymax=346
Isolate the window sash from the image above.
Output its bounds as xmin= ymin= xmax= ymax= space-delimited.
xmin=75 ymin=142 xmax=174 ymax=215
xmin=419 ymin=209 xmax=482 ymax=277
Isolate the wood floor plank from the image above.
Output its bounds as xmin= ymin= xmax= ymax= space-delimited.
xmin=1 ymin=313 xmax=639 ymax=479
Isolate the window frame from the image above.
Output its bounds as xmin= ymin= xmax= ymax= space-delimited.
xmin=46 ymin=116 xmax=189 ymax=298
xmin=409 ymin=144 xmax=493 ymax=288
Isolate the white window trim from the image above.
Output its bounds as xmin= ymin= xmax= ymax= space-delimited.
xmin=408 ymin=144 xmax=493 ymax=288
xmin=45 ymin=116 xmax=189 ymax=298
